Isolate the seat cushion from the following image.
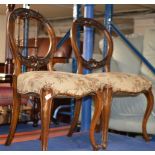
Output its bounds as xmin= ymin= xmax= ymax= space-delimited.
xmin=17 ymin=71 xmax=97 ymax=97
xmin=86 ymin=72 xmax=152 ymax=93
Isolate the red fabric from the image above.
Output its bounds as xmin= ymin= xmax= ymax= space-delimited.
xmin=28 ymin=37 xmax=72 ymax=58
xmin=0 ymin=86 xmax=27 ymax=106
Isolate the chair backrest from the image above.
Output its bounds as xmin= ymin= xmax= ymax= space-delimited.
xmin=8 ymin=8 xmax=56 ymax=75
xmin=71 ymin=18 xmax=113 ymax=74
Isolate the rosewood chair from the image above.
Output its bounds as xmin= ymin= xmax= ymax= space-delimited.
xmin=69 ymin=17 xmax=154 ymax=150
xmin=68 ymin=17 xmax=113 ymax=150
xmin=5 ymin=8 xmax=103 ymax=151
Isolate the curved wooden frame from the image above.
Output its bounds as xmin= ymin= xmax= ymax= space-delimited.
xmin=68 ymin=17 xmax=114 ymax=150
xmin=5 ymin=9 xmax=104 ymax=151
xmin=8 ymin=8 xmax=56 ymax=72
xmin=5 ymin=8 xmax=57 ymax=151
xmin=71 ymin=17 xmax=113 ymax=73
xmin=69 ymin=17 xmax=154 ymax=150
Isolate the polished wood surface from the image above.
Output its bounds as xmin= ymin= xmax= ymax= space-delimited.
xmin=5 ymin=10 xmax=154 ymax=151
xmin=71 ymin=18 xmax=113 ymax=74
xmin=89 ymin=90 xmax=103 ymax=150
xmin=5 ymin=75 xmax=21 ymax=145
xmin=5 ymin=9 xmax=101 ymax=151
xmin=142 ymin=89 xmax=154 ymax=141
xmin=67 ymin=99 xmax=82 ymax=137
xmin=70 ymin=17 xmax=154 ymax=150
xmin=40 ymin=88 xmax=54 ymax=151
xmin=5 ymin=8 xmax=56 ymax=151
xmin=101 ymin=87 xmax=112 ymax=149
xmin=68 ymin=17 xmax=113 ymax=150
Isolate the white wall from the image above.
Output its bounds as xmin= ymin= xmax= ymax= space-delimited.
xmin=134 ymin=18 xmax=155 ymax=35
xmin=50 ymin=19 xmax=106 ymax=55
xmin=50 ymin=19 xmax=72 ymax=37
xmin=0 ymin=15 xmax=6 ymax=63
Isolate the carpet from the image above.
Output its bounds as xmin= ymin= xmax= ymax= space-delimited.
xmin=0 ymin=130 xmax=155 ymax=151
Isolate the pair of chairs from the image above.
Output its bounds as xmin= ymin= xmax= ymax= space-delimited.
xmin=5 ymin=8 xmax=105 ymax=151
xmin=5 ymin=8 xmax=153 ymax=151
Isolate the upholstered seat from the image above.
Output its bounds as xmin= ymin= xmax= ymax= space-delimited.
xmin=17 ymin=71 xmax=97 ymax=97
xmin=69 ymin=17 xmax=154 ymax=151
xmin=5 ymin=8 xmax=103 ymax=151
xmin=86 ymin=72 xmax=152 ymax=93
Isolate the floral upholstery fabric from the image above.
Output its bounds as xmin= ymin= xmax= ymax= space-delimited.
xmin=17 ymin=71 xmax=98 ymax=97
xmin=86 ymin=72 xmax=152 ymax=93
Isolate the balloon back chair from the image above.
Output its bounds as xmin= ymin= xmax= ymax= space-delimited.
xmin=69 ymin=18 xmax=154 ymax=150
xmin=68 ymin=17 xmax=113 ymax=150
xmin=5 ymin=8 xmax=103 ymax=150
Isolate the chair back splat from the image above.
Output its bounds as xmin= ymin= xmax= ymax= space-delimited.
xmin=71 ymin=18 xmax=113 ymax=73
xmin=8 ymin=8 xmax=56 ymax=74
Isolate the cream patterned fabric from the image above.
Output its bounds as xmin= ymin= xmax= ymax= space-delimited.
xmin=86 ymin=72 xmax=152 ymax=93
xmin=17 ymin=71 xmax=98 ymax=97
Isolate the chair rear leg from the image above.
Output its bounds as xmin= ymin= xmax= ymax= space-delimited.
xmin=40 ymin=88 xmax=54 ymax=151
xmin=102 ymin=87 xmax=112 ymax=149
xmin=67 ymin=99 xmax=82 ymax=137
xmin=142 ymin=88 xmax=154 ymax=141
xmin=89 ymin=91 xmax=103 ymax=151
xmin=5 ymin=89 xmax=21 ymax=145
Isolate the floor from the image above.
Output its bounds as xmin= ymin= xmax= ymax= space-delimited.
xmin=0 ymin=123 xmax=155 ymax=151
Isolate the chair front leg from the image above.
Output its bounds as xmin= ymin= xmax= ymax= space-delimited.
xmin=40 ymin=88 xmax=54 ymax=151
xmin=142 ymin=88 xmax=154 ymax=141
xmin=67 ymin=98 xmax=82 ymax=137
xmin=89 ymin=91 xmax=103 ymax=151
xmin=102 ymin=87 xmax=112 ymax=149
xmin=5 ymin=77 xmax=21 ymax=146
